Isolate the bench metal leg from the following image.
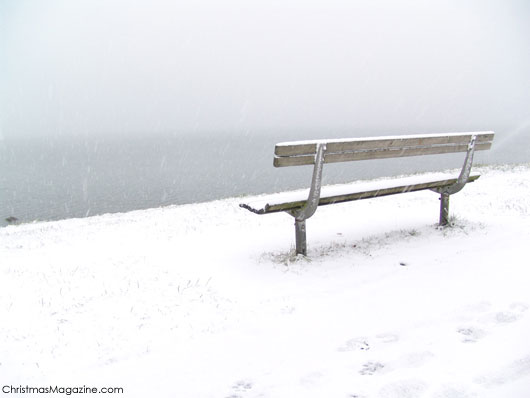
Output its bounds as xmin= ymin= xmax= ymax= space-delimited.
xmin=288 ymin=143 xmax=326 ymax=257
xmin=439 ymin=193 xmax=450 ymax=226
xmin=294 ymin=219 xmax=307 ymax=255
xmin=432 ymin=134 xmax=477 ymax=227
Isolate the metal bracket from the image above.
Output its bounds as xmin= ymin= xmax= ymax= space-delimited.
xmin=431 ymin=135 xmax=477 ymax=225
xmin=287 ymin=143 xmax=326 ymax=255
xmin=288 ymin=143 xmax=327 ymax=222
xmin=432 ymin=134 xmax=477 ymax=196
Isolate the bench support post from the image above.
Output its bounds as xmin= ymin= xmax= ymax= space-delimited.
xmin=287 ymin=143 xmax=326 ymax=256
xmin=432 ymin=134 xmax=477 ymax=225
xmin=294 ymin=219 xmax=307 ymax=255
xmin=439 ymin=193 xmax=450 ymax=226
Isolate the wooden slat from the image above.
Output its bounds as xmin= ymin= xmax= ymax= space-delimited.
xmin=274 ymin=142 xmax=492 ymax=167
xmin=240 ymin=175 xmax=480 ymax=214
xmin=275 ymin=132 xmax=494 ymax=157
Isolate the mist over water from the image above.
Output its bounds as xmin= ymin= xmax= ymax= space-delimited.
xmin=1 ymin=0 xmax=529 ymax=225
xmin=1 ymin=128 xmax=526 ymax=226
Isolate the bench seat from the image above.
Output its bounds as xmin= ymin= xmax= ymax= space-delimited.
xmin=241 ymin=172 xmax=480 ymax=215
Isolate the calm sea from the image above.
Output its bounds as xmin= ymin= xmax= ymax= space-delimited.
xmin=0 ymin=130 xmax=527 ymax=226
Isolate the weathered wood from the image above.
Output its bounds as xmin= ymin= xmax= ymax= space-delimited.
xmin=274 ymin=142 xmax=492 ymax=167
xmin=275 ymin=132 xmax=494 ymax=157
xmin=239 ymin=174 xmax=481 ymax=215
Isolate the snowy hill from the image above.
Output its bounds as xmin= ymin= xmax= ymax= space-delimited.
xmin=1 ymin=164 xmax=530 ymax=398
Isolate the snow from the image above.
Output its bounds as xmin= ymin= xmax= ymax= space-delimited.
xmin=275 ymin=131 xmax=494 ymax=147
xmin=1 ymin=164 xmax=530 ymax=397
xmin=243 ymin=171 xmax=479 ymax=212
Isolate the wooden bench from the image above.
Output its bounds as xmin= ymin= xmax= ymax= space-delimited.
xmin=240 ymin=132 xmax=495 ymax=255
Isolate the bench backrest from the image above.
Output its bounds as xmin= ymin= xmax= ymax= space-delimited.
xmin=274 ymin=132 xmax=494 ymax=167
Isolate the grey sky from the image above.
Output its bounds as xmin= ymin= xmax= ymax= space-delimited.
xmin=1 ymin=0 xmax=529 ymax=138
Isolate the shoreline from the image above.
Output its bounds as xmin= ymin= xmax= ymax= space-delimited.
xmin=3 ymin=161 xmax=529 ymax=229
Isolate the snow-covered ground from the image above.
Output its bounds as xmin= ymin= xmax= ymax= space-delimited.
xmin=1 ymin=164 xmax=530 ymax=398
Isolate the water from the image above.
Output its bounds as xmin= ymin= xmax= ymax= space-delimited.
xmin=1 ymin=130 xmax=528 ymax=227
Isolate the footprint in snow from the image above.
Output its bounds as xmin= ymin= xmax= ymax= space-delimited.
xmin=494 ymin=302 xmax=528 ymax=324
xmin=225 ymin=380 xmax=253 ymax=398
xmin=338 ymin=333 xmax=399 ymax=352
xmin=365 ymin=351 xmax=433 ymax=376
xmin=456 ymin=301 xmax=528 ymax=343
xmin=456 ymin=326 xmax=486 ymax=343
xmin=338 ymin=338 xmax=370 ymax=352
xmin=359 ymin=361 xmax=385 ymax=375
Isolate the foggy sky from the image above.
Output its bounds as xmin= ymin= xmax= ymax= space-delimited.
xmin=1 ymin=0 xmax=529 ymax=139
